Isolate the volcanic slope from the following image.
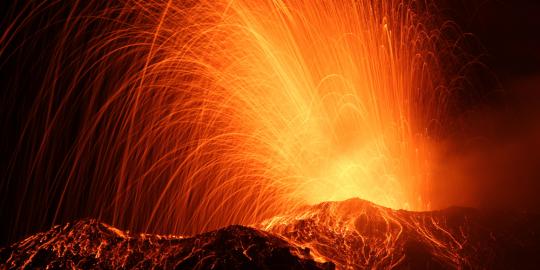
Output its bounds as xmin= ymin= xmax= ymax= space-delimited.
xmin=2 ymin=199 xmax=540 ymax=269
xmin=260 ymin=198 xmax=540 ymax=269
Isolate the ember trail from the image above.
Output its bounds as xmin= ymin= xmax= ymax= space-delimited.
xmin=6 ymin=0 xmax=465 ymax=236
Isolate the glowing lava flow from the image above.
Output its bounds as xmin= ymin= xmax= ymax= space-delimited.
xmin=5 ymin=0 xmax=465 ymax=236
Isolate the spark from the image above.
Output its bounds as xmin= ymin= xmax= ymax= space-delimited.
xmin=5 ymin=0 xmax=463 ymax=236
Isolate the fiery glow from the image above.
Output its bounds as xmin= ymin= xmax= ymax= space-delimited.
xmin=6 ymin=0 xmax=462 ymax=236
xmin=258 ymin=198 xmax=469 ymax=268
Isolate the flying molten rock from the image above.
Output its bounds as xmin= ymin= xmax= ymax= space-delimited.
xmin=16 ymin=0 xmax=463 ymax=236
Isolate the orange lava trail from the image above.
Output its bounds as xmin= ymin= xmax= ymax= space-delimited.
xmin=2 ymin=0 xmax=468 ymax=237
xmin=258 ymin=199 xmax=472 ymax=269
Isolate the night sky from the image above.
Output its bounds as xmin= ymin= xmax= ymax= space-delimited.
xmin=429 ymin=0 xmax=540 ymax=211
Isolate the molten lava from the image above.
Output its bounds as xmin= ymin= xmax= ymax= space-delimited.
xmin=3 ymin=0 xmax=467 ymax=237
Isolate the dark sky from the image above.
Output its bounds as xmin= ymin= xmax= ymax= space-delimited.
xmin=428 ymin=0 xmax=540 ymax=211
xmin=0 ymin=0 xmax=539 ymax=245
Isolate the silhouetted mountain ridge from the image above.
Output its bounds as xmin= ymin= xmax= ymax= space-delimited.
xmin=2 ymin=198 xmax=540 ymax=269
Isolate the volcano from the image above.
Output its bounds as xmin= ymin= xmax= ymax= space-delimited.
xmin=2 ymin=0 xmax=540 ymax=269
xmin=2 ymin=199 xmax=539 ymax=269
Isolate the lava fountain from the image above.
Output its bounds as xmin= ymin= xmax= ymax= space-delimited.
xmin=3 ymin=0 xmax=467 ymax=236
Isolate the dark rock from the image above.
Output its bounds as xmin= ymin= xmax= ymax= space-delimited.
xmin=0 ymin=220 xmax=330 ymax=270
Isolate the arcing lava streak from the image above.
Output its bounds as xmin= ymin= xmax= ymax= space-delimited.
xmin=5 ymin=0 xmax=466 ymax=236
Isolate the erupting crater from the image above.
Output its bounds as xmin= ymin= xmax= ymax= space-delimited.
xmin=2 ymin=0 xmax=537 ymax=269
